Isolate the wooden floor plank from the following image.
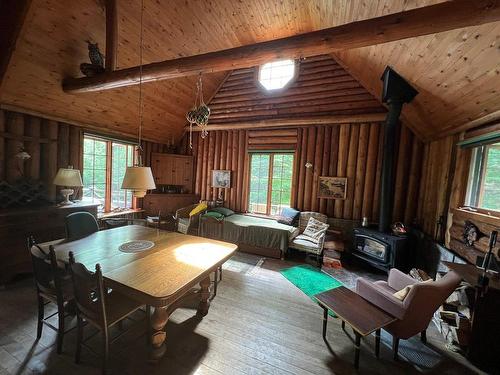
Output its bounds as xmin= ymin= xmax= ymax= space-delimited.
xmin=0 ymin=254 xmax=482 ymax=375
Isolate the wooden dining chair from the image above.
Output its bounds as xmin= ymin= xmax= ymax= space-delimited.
xmin=28 ymin=237 xmax=74 ymax=353
xmin=65 ymin=211 xmax=99 ymax=240
xmin=68 ymin=252 xmax=146 ymax=374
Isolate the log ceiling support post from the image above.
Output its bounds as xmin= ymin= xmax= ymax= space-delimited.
xmin=63 ymin=0 xmax=500 ymax=94
xmin=105 ymin=0 xmax=118 ymax=72
xmin=0 ymin=0 xmax=32 ymax=87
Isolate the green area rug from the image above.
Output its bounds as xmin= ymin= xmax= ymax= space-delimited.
xmin=280 ymin=264 xmax=343 ymax=316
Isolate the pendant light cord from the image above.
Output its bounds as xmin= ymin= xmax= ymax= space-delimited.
xmin=138 ymin=0 xmax=144 ymax=163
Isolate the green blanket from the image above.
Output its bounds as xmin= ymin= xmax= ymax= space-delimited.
xmin=199 ymin=214 xmax=297 ymax=252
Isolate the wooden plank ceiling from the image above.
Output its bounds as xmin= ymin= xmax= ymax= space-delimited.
xmin=0 ymin=0 xmax=499 ymax=142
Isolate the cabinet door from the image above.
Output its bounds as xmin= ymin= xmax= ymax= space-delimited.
xmin=173 ymin=157 xmax=187 ymax=185
xmin=151 ymin=154 xmax=164 ymax=185
xmin=182 ymin=158 xmax=193 ymax=192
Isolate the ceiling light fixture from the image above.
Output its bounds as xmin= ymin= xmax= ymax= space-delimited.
xmin=121 ymin=0 xmax=155 ymax=198
xmin=186 ymin=74 xmax=211 ymax=148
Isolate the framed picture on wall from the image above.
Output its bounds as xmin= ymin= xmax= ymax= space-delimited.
xmin=212 ymin=170 xmax=231 ymax=188
xmin=318 ymin=177 xmax=347 ymax=200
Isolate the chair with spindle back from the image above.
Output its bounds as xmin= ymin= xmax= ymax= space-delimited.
xmin=28 ymin=236 xmax=74 ymax=353
xmin=68 ymin=252 xmax=146 ymax=374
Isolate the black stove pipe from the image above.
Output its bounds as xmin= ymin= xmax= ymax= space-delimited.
xmin=378 ymin=99 xmax=404 ymax=233
xmin=378 ymin=67 xmax=418 ymax=233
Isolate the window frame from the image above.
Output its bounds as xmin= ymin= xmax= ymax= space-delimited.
xmin=82 ymin=134 xmax=137 ymax=213
xmin=256 ymin=59 xmax=298 ymax=93
xmin=464 ymin=142 xmax=500 ymax=215
xmin=247 ymin=151 xmax=295 ymax=216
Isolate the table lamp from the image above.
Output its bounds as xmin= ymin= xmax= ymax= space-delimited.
xmin=53 ymin=166 xmax=83 ymax=205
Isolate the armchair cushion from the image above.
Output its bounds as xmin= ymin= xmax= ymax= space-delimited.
xmin=356 ymin=278 xmax=406 ymax=320
xmin=290 ymin=236 xmax=321 ymax=255
xmin=302 ymin=217 xmax=329 ymax=242
xmin=189 ymin=202 xmax=207 ymax=217
xmin=393 ymin=278 xmax=432 ymax=301
xmin=387 ymin=268 xmax=419 ymax=291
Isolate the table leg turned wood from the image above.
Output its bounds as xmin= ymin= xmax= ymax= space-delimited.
xmin=375 ymin=329 xmax=381 ymax=358
xmin=150 ymin=307 xmax=169 ymax=361
xmin=322 ymin=307 xmax=328 ymax=339
xmin=197 ymin=276 xmax=211 ymax=316
xmin=354 ymin=332 xmax=361 ymax=369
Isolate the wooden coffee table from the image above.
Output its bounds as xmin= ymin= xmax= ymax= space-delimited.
xmin=315 ymin=286 xmax=397 ymax=369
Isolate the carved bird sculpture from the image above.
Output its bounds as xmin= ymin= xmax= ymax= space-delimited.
xmin=87 ymin=41 xmax=104 ymax=67
xmin=80 ymin=41 xmax=105 ymax=77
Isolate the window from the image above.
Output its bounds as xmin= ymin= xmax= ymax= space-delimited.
xmin=82 ymin=135 xmax=135 ymax=212
xmin=248 ymin=153 xmax=294 ymax=215
xmin=465 ymin=142 xmax=500 ymax=212
xmin=258 ymin=59 xmax=295 ymax=91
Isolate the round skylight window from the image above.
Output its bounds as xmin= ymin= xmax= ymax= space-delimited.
xmin=258 ymin=59 xmax=296 ymax=91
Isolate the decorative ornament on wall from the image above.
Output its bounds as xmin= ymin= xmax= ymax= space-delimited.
xmin=187 ymin=74 xmax=211 ymax=148
xmin=463 ymin=220 xmax=481 ymax=247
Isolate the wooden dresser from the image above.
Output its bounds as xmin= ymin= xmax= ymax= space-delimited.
xmin=0 ymin=202 xmax=98 ymax=284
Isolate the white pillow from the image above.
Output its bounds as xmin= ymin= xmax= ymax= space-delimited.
xmin=302 ymin=217 xmax=329 ymax=243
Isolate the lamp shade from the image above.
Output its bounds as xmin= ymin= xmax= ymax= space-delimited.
xmin=53 ymin=168 xmax=83 ymax=187
xmin=121 ymin=166 xmax=156 ymax=197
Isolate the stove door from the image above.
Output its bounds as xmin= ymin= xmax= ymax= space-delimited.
xmin=355 ymin=235 xmax=390 ymax=263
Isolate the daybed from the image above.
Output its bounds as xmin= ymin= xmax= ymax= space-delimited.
xmin=199 ymin=213 xmax=299 ymax=259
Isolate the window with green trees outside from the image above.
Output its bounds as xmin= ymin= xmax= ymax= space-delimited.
xmin=248 ymin=152 xmax=294 ymax=215
xmin=82 ymin=135 xmax=135 ymax=212
xmin=465 ymin=142 xmax=500 ymax=212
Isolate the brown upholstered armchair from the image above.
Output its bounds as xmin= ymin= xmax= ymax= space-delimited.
xmin=175 ymin=204 xmax=205 ymax=235
xmin=356 ymin=268 xmax=461 ymax=360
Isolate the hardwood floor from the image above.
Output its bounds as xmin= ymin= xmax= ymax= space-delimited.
xmin=0 ymin=253 xmax=481 ymax=374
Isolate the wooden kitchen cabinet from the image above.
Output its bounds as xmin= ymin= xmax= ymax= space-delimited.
xmin=151 ymin=153 xmax=193 ymax=192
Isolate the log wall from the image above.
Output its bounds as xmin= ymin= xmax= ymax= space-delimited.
xmin=207 ymin=54 xmax=386 ymax=125
xmin=184 ymin=123 xmax=423 ymax=223
xmin=0 ymin=109 xmax=167 ymax=202
xmin=416 ymin=123 xmax=500 ymax=262
xmin=182 ymin=54 xmax=423 ymax=222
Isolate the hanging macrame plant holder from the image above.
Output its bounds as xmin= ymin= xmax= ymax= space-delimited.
xmin=187 ymin=75 xmax=210 ymax=148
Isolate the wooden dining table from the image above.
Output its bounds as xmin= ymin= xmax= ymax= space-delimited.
xmin=48 ymin=225 xmax=238 ymax=361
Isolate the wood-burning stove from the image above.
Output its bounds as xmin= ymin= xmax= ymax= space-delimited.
xmin=353 ymin=228 xmax=410 ymax=272
xmin=351 ymin=67 xmax=418 ymax=273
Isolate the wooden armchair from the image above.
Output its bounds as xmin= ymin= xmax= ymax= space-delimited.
xmin=175 ymin=204 xmax=205 ymax=235
xmin=289 ymin=212 xmax=329 ymax=265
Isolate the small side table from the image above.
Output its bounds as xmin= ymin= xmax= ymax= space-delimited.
xmin=315 ymin=286 xmax=396 ymax=369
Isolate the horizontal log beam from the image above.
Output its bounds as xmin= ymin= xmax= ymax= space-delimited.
xmin=185 ymin=113 xmax=387 ymax=132
xmin=63 ymin=0 xmax=500 ymax=93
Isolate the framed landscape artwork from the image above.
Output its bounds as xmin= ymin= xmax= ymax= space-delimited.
xmin=212 ymin=170 xmax=231 ymax=188
xmin=318 ymin=177 xmax=347 ymax=200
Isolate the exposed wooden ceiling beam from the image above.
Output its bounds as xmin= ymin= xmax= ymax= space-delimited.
xmin=184 ymin=113 xmax=387 ymax=132
xmin=0 ymin=0 xmax=32 ymax=88
xmin=63 ymin=0 xmax=500 ymax=94
xmin=434 ymin=109 xmax=500 ymax=139
xmin=105 ymin=0 xmax=118 ymax=72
